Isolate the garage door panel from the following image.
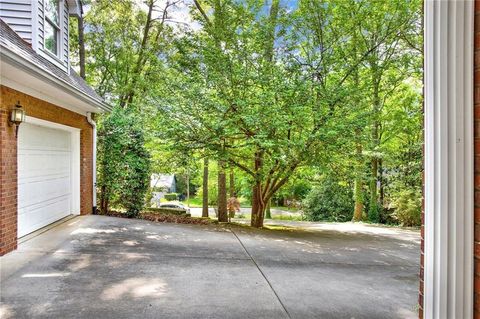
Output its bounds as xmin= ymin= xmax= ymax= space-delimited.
xmin=18 ymin=176 xmax=71 ymax=209
xmin=17 ymin=196 xmax=71 ymax=237
xmin=18 ymin=122 xmax=74 ymax=238
xmin=18 ymin=151 xmax=70 ymax=180
xmin=18 ymin=123 xmax=70 ymax=150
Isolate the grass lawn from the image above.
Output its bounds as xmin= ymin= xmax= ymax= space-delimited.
xmin=180 ymin=197 xmax=203 ymax=207
xmin=180 ymin=196 xmax=251 ymax=208
xmin=271 ymin=206 xmax=300 ymax=212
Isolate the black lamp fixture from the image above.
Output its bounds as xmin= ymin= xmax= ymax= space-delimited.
xmin=10 ymin=101 xmax=26 ymax=137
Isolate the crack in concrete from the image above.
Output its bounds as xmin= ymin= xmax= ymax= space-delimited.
xmin=230 ymin=228 xmax=292 ymax=319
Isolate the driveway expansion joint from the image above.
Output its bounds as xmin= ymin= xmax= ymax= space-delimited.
xmin=230 ymin=228 xmax=292 ymax=319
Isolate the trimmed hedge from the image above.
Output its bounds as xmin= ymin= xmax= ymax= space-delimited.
xmin=144 ymin=207 xmax=190 ymax=217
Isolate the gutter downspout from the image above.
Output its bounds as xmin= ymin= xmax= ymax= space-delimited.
xmin=86 ymin=112 xmax=97 ymax=214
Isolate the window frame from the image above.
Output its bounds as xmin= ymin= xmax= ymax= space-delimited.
xmin=43 ymin=0 xmax=61 ymax=57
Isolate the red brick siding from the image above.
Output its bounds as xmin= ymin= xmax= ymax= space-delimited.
xmin=0 ymin=85 xmax=93 ymax=255
xmin=0 ymin=98 xmax=18 ymax=255
xmin=475 ymin=1 xmax=480 ymax=317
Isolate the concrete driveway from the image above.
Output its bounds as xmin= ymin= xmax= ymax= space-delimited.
xmin=0 ymin=215 xmax=420 ymax=319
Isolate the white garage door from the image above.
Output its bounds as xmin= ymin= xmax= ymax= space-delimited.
xmin=17 ymin=122 xmax=75 ymax=237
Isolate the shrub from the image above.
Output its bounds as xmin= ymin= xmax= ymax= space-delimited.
xmin=97 ymin=107 xmax=151 ymax=217
xmin=145 ymin=207 xmax=189 ymax=216
xmin=164 ymin=193 xmax=179 ymax=201
xmin=302 ymin=178 xmax=354 ymax=222
xmin=391 ymin=189 xmax=421 ymax=226
xmin=368 ymin=203 xmax=380 ymax=223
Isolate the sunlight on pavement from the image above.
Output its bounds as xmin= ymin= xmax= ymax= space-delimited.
xmin=71 ymin=228 xmax=117 ymax=235
xmin=101 ymin=278 xmax=167 ymax=300
xmin=0 ymin=304 xmax=15 ymax=319
xmin=22 ymin=273 xmax=70 ymax=278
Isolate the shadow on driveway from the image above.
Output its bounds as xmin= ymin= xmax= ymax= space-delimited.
xmin=0 ymin=215 xmax=419 ymax=319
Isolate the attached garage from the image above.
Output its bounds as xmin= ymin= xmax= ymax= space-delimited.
xmin=17 ymin=118 xmax=80 ymax=238
xmin=0 ymin=17 xmax=110 ymax=255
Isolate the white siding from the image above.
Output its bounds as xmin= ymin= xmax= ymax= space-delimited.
xmin=0 ymin=0 xmax=33 ymax=43
xmin=37 ymin=0 xmax=44 ymax=49
xmin=62 ymin=0 xmax=68 ymax=66
xmin=36 ymin=0 xmax=69 ymax=72
xmin=1 ymin=0 xmax=70 ymax=71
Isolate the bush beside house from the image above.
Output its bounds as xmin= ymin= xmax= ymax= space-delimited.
xmin=97 ymin=107 xmax=151 ymax=217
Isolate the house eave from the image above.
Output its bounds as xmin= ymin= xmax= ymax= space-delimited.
xmin=0 ymin=44 xmax=112 ymax=113
xmin=67 ymin=0 xmax=82 ymax=18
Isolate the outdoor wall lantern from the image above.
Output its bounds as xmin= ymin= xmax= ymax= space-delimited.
xmin=10 ymin=101 xmax=26 ymax=137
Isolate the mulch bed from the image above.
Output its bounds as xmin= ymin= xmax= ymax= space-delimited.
xmin=101 ymin=210 xmax=217 ymax=225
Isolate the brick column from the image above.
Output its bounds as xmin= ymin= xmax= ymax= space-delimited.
xmin=0 ymin=105 xmax=18 ymax=255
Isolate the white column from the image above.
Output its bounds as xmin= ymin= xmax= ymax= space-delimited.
xmin=424 ymin=0 xmax=474 ymax=318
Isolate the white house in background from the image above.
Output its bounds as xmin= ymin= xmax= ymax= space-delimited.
xmin=150 ymin=174 xmax=177 ymax=206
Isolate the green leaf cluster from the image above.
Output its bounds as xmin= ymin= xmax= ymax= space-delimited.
xmin=97 ymin=107 xmax=151 ymax=217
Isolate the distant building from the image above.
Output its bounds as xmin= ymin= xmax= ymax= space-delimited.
xmin=151 ymin=174 xmax=176 ymax=192
xmin=150 ymin=174 xmax=177 ymax=207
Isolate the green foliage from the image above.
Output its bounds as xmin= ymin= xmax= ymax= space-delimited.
xmin=176 ymin=174 xmax=199 ymax=197
xmin=180 ymin=196 xmax=203 ymax=207
xmin=302 ymin=178 xmax=354 ymax=222
xmin=368 ymin=203 xmax=380 ymax=223
xmin=164 ymin=193 xmax=179 ymax=201
xmin=274 ymin=169 xmax=314 ymax=204
xmin=391 ymin=189 xmax=421 ymax=227
xmin=78 ymin=0 xmax=423 ymax=227
xmin=97 ymin=107 xmax=151 ymax=217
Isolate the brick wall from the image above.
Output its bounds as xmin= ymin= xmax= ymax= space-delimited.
xmin=475 ymin=1 xmax=480 ymax=316
xmin=0 ymin=93 xmax=18 ymax=255
xmin=0 ymin=85 xmax=93 ymax=255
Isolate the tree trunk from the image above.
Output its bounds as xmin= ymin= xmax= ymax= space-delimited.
xmin=77 ymin=6 xmax=86 ymax=80
xmin=368 ymin=60 xmax=381 ymax=222
xmin=265 ymin=198 xmax=272 ymax=219
xmin=186 ymin=170 xmax=190 ymax=208
xmin=229 ymin=167 xmax=235 ymax=198
xmin=251 ymin=151 xmax=265 ymax=227
xmin=379 ymin=158 xmax=384 ymax=209
xmin=100 ymin=185 xmax=109 ymax=214
xmin=351 ymin=24 xmax=363 ymax=222
xmin=119 ymin=0 xmax=154 ymax=108
xmin=217 ymin=160 xmax=228 ymax=222
xmin=264 ymin=0 xmax=280 ymax=62
xmin=369 ymin=157 xmax=379 ymax=220
xmin=202 ymin=157 xmax=209 ymax=217
xmin=251 ymin=182 xmax=266 ymax=228
xmin=353 ymin=131 xmax=364 ymax=221
xmin=353 ymin=145 xmax=363 ymax=222
xmin=249 ymin=0 xmax=279 ymax=228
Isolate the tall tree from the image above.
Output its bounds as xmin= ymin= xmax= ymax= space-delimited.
xmin=202 ymin=157 xmax=209 ymax=217
xmin=355 ymin=0 xmax=421 ymax=221
xmin=229 ymin=167 xmax=235 ymax=198
xmin=217 ymin=160 xmax=228 ymax=222
xmin=119 ymin=0 xmax=155 ymax=107
xmin=77 ymin=2 xmax=86 ymax=79
xmin=158 ymin=0 xmax=395 ymax=227
xmin=79 ymin=0 xmax=178 ymax=108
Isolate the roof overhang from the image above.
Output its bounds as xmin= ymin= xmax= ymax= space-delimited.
xmin=0 ymin=44 xmax=111 ymax=114
xmin=67 ymin=0 xmax=82 ymax=18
